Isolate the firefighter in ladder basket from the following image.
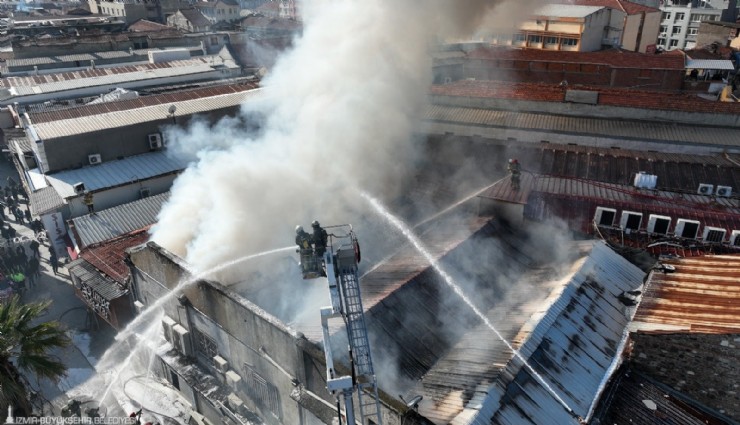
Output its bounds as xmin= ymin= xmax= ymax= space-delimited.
xmin=295 ymin=225 xmax=321 ymax=278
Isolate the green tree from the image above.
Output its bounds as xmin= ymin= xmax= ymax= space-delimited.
xmin=0 ymin=296 xmax=70 ymax=421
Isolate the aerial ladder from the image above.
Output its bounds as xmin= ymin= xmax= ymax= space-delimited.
xmin=298 ymin=224 xmax=383 ymax=425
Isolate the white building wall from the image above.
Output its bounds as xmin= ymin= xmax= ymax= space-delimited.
xmin=581 ymin=8 xmax=612 ymax=51
xmin=67 ymin=174 xmax=176 ymax=219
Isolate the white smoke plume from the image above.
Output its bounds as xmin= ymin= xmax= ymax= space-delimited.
xmin=150 ymin=0 xmax=546 ymax=280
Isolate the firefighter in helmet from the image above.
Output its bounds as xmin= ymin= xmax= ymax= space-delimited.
xmin=311 ymin=220 xmax=328 ymax=257
xmin=508 ymin=158 xmax=522 ymax=190
xmin=295 ymin=225 xmax=312 ymax=250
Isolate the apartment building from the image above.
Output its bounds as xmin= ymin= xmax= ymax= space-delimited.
xmin=658 ymin=0 xmax=735 ymax=50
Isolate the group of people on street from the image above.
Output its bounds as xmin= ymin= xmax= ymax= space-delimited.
xmin=0 ymin=175 xmax=59 ymax=302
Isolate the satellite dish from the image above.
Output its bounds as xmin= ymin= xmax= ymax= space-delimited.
xmin=168 ymin=105 xmax=177 ymax=115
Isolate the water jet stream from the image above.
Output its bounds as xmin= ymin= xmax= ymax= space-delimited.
xmin=360 ymin=192 xmax=577 ymax=417
xmin=93 ymin=245 xmax=295 ymax=413
xmin=116 ymin=245 xmax=296 ymax=342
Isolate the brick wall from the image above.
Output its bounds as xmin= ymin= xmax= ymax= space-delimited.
xmin=629 ymin=332 xmax=740 ymax=420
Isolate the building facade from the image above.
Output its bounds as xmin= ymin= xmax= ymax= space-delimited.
xmin=657 ymin=0 xmax=732 ymax=50
xmin=491 ymin=5 xmax=612 ymax=52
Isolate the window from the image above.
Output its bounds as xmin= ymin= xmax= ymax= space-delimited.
xmin=659 ymin=25 xmax=667 ymax=33
xmin=194 ymin=329 xmax=218 ymax=359
xmin=513 ymin=33 xmax=526 ymax=42
xmin=657 ymin=38 xmax=666 ymax=45
xmin=244 ymin=364 xmax=281 ymax=418
xmin=546 ymin=36 xmax=558 ymax=44
xmin=662 ymin=12 xmax=671 ymax=20
xmin=672 ymin=26 xmax=681 ymax=34
xmin=562 ymin=38 xmax=578 ymax=46
xmin=675 ymin=12 xmax=685 ymax=20
xmin=688 ymin=27 xmax=697 ymax=35
xmin=670 ymin=39 xmax=679 ymax=47
xmin=528 ymin=35 xmax=542 ymax=44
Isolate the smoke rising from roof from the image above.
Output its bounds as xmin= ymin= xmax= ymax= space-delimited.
xmin=150 ymin=0 xmax=543 ymax=276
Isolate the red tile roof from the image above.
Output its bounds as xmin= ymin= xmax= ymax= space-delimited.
xmin=81 ymin=230 xmax=150 ymax=284
xmin=466 ymin=46 xmax=685 ymax=69
xmin=568 ymin=0 xmax=660 ymax=14
xmin=431 ymin=80 xmax=740 ymax=114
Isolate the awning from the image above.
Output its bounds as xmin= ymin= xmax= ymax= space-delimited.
xmin=685 ymin=59 xmax=735 ymax=70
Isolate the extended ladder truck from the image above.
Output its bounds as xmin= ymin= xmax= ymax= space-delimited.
xmin=298 ymin=224 xmax=383 ymax=425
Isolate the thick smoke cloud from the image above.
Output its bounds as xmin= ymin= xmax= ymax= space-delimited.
xmin=150 ymin=0 xmax=546 ymax=279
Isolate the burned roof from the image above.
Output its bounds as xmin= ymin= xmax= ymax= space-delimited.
xmin=596 ymin=368 xmax=735 ymax=425
xmin=632 ymin=254 xmax=740 ymax=334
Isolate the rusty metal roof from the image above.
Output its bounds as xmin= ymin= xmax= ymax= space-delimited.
xmin=631 ymin=254 xmax=740 ymax=334
xmin=81 ymin=230 xmax=150 ymax=284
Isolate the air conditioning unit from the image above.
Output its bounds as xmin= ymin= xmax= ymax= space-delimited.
xmin=162 ymin=316 xmax=176 ymax=343
xmin=172 ymin=324 xmax=193 ymax=356
xmin=702 ymin=226 xmax=726 ymax=243
xmin=88 ymin=154 xmax=102 ymax=165
xmin=139 ymin=187 xmax=151 ymax=199
xmin=148 ymin=133 xmax=163 ymax=150
xmin=647 ymin=214 xmax=671 ymax=235
xmin=716 ymin=186 xmax=732 ymax=197
xmin=225 ymin=370 xmax=241 ymax=389
xmin=620 ymin=211 xmax=643 ymax=231
xmin=697 ymin=183 xmax=714 ymax=195
xmin=594 ymin=207 xmax=617 ymax=227
xmin=730 ymin=230 xmax=740 ymax=247
xmin=213 ymin=355 xmax=229 ymax=374
xmin=675 ymin=218 xmax=700 ymax=239
xmin=73 ymin=182 xmax=86 ymax=194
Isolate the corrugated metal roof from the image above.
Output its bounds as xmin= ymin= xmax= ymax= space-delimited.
xmin=68 ymin=258 xmax=127 ymax=300
xmin=45 ymin=152 xmax=187 ymax=198
xmin=528 ymin=144 xmax=740 ymax=192
xmin=535 ymin=4 xmax=605 ymax=17
xmin=460 ymin=241 xmax=645 ymax=425
xmin=81 ymin=230 xmax=150 ymax=283
xmin=31 ymin=88 xmax=262 ymax=140
xmin=28 ymin=83 xmax=257 ymax=124
xmin=631 ymin=254 xmax=740 ymax=334
xmin=6 ymin=63 xmax=217 ymax=98
xmin=71 ymin=192 xmax=168 ymax=248
xmin=29 ymin=185 xmax=65 ymax=215
xmin=423 ymin=105 xmax=740 ymax=148
xmin=685 ymin=59 xmax=735 ymax=70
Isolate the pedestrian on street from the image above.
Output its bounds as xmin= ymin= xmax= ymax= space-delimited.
xmin=24 ymin=209 xmax=31 ymax=223
xmin=14 ymin=207 xmax=24 ymax=225
xmin=26 ymin=256 xmax=39 ymax=289
xmin=49 ymin=250 xmax=59 ymax=275
xmin=1 ymin=225 xmax=8 ymax=241
xmin=29 ymin=239 xmax=40 ymax=258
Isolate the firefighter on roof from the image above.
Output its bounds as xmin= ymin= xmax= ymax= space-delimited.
xmin=508 ymin=158 xmax=521 ymax=190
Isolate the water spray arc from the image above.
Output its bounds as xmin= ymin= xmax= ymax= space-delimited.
xmin=360 ymin=192 xmax=578 ymax=418
xmin=92 ymin=245 xmax=296 ymax=415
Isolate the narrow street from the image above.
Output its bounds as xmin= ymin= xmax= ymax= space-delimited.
xmin=0 ymin=155 xmax=117 ymax=417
